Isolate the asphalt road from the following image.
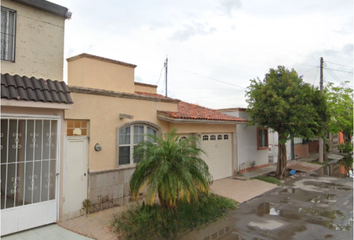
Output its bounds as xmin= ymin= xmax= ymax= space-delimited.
xmin=221 ymin=172 xmax=353 ymax=240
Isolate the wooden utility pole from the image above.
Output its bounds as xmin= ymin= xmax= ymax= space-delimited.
xmin=319 ymin=57 xmax=324 ymax=163
xmin=164 ymin=57 xmax=168 ymax=97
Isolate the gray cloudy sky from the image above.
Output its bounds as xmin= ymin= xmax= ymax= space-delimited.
xmin=52 ymin=0 xmax=353 ymax=109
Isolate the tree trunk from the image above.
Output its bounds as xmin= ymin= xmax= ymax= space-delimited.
xmin=276 ymin=135 xmax=288 ymax=178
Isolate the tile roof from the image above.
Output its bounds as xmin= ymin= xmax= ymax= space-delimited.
xmin=133 ymin=92 xmax=247 ymax=122
xmin=161 ymin=102 xmax=247 ymax=122
xmin=1 ymin=73 xmax=73 ymax=104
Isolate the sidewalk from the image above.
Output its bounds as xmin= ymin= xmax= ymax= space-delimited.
xmin=1 ymin=224 xmax=94 ymax=240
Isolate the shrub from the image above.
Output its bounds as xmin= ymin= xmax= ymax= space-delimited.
xmin=344 ymin=143 xmax=353 ymax=153
xmin=111 ymin=194 xmax=238 ymax=240
xmin=82 ymin=199 xmax=92 ymax=215
xmin=326 ymin=143 xmax=330 ymax=153
xmin=338 ymin=143 xmax=345 ymax=153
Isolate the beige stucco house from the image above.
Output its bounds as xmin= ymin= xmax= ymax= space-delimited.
xmin=63 ymin=53 xmax=247 ymax=217
xmin=1 ymin=0 xmax=71 ymax=235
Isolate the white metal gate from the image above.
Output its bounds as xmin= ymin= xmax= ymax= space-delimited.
xmin=1 ymin=116 xmax=59 ymax=236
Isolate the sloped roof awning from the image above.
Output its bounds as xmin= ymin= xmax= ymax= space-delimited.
xmin=1 ymin=73 xmax=73 ymax=109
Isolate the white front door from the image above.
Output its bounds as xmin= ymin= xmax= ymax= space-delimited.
xmin=63 ymin=137 xmax=88 ymax=219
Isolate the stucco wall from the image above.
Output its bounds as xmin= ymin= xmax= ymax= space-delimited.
xmin=67 ymin=55 xmax=136 ymax=93
xmin=65 ymin=92 xmax=178 ymax=171
xmin=236 ymin=124 xmax=269 ymax=171
xmin=220 ymin=110 xmax=268 ymax=172
xmin=134 ymin=83 xmax=157 ymax=93
xmin=1 ymin=0 xmax=65 ymax=80
xmin=170 ymin=123 xmax=236 ymax=134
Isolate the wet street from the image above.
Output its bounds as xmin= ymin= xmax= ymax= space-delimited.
xmin=181 ymin=168 xmax=353 ymax=240
xmin=222 ymin=172 xmax=353 ymax=240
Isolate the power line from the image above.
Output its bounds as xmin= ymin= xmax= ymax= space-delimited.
xmin=323 ymin=67 xmax=353 ymax=74
xmin=312 ymin=68 xmax=319 ymax=86
xmin=324 ymin=68 xmax=343 ymax=84
xmin=324 ymin=61 xmax=353 ymax=69
xmin=155 ymin=65 xmax=165 ymax=85
xmin=172 ymin=67 xmax=246 ymax=89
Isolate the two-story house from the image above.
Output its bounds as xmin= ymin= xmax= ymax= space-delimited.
xmin=1 ymin=0 xmax=72 ymax=235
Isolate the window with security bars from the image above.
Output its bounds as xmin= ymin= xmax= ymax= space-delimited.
xmin=1 ymin=7 xmax=16 ymax=61
xmin=118 ymin=125 xmax=156 ymax=165
xmin=1 ymin=118 xmax=58 ymax=209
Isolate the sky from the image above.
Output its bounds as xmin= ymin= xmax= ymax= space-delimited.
xmin=51 ymin=0 xmax=353 ymax=109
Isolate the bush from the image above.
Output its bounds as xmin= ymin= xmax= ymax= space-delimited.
xmin=111 ymin=194 xmax=238 ymax=240
xmin=344 ymin=143 xmax=353 ymax=153
xmin=338 ymin=143 xmax=345 ymax=153
xmin=326 ymin=143 xmax=330 ymax=153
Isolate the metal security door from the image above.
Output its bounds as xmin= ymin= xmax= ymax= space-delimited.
xmin=1 ymin=117 xmax=59 ymax=236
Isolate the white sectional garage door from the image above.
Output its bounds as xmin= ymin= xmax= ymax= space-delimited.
xmin=200 ymin=133 xmax=232 ymax=180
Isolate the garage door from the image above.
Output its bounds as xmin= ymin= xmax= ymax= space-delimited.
xmin=200 ymin=133 xmax=232 ymax=180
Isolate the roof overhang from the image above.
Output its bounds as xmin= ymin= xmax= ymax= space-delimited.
xmin=1 ymin=99 xmax=73 ymax=110
xmin=157 ymin=112 xmax=247 ymax=125
xmin=69 ymin=86 xmax=180 ymax=103
xmin=11 ymin=0 xmax=71 ymax=18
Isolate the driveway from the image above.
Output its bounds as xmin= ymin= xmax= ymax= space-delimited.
xmin=193 ymin=172 xmax=353 ymax=240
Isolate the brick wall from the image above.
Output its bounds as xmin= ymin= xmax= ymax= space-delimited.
xmin=294 ymin=144 xmax=309 ymax=159
xmin=309 ymin=141 xmax=319 ymax=153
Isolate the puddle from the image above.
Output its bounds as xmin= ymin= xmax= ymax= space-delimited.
xmin=313 ymin=157 xmax=353 ymax=178
xmin=256 ymin=203 xmax=280 ymax=216
xmin=309 ymin=182 xmax=352 ymax=191
xmin=248 ymin=220 xmax=284 ymax=230
xmin=299 ymin=207 xmax=344 ymax=219
xmin=307 ymin=218 xmax=353 ymax=231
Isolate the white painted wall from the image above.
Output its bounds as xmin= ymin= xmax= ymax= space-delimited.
xmin=268 ymin=130 xmax=292 ymax=163
xmin=219 ymin=110 xmax=268 ymax=172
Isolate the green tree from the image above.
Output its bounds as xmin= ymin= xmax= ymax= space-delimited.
xmin=246 ymin=66 xmax=329 ymax=177
xmin=130 ymin=128 xmax=212 ymax=211
xmin=325 ymin=81 xmax=353 ymax=135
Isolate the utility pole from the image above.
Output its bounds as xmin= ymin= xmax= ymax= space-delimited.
xmin=319 ymin=57 xmax=324 ymax=163
xmin=164 ymin=57 xmax=168 ymax=97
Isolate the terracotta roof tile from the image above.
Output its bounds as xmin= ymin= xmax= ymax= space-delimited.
xmin=1 ymin=73 xmax=73 ymax=104
xmin=134 ymin=91 xmax=247 ymax=122
xmin=162 ymin=102 xmax=247 ymax=122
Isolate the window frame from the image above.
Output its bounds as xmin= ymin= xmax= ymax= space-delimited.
xmin=257 ymin=127 xmax=268 ymax=150
xmin=1 ymin=6 xmax=17 ymax=62
xmin=117 ymin=122 xmax=160 ymax=167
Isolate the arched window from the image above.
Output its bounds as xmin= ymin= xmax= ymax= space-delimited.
xmin=217 ymin=135 xmax=222 ymax=140
xmin=118 ymin=124 xmax=157 ymax=165
xmin=210 ymin=135 xmax=216 ymax=140
xmin=203 ymin=135 xmax=209 ymax=141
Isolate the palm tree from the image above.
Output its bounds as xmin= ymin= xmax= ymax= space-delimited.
xmin=130 ymin=128 xmax=212 ymax=211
